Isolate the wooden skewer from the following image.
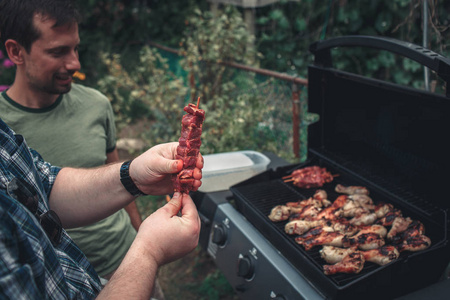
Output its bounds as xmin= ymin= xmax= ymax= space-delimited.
xmin=196 ymin=96 xmax=200 ymax=108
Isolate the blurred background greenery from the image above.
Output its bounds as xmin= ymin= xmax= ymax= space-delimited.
xmin=1 ymin=1 xmax=449 ymax=299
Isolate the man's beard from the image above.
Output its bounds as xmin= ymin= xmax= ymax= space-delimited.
xmin=27 ymin=72 xmax=73 ymax=95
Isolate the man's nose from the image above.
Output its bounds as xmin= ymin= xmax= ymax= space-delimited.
xmin=66 ymin=51 xmax=81 ymax=71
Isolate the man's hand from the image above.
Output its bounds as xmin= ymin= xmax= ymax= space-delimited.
xmin=134 ymin=192 xmax=201 ymax=266
xmin=98 ymin=192 xmax=201 ymax=299
xmin=130 ymin=142 xmax=203 ymax=196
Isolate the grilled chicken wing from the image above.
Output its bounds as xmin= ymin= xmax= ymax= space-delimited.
xmin=314 ymin=189 xmax=329 ymax=202
xmin=321 ymin=245 xmax=399 ymax=266
xmin=320 ymin=246 xmax=355 ymax=264
xmin=374 ymin=203 xmax=394 ymax=219
xmin=387 ymin=217 xmax=412 ymax=240
xmin=356 ymin=224 xmax=387 ymax=238
xmin=286 ymin=198 xmax=323 ymax=208
xmin=329 ymin=219 xmax=360 ymax=236
xmin=289 ymin=204 xmax=322 ymax=220
xmin=296 ymin=228 xmax=345 ymax=251
xmin=397 ymin=235 xmax=431 ymax=252
xmin=285 ymin=219 xmax=324 ymax=235
xmin=268 ymin=205 xmax=303 ymax=222
xmin=311 ymin=195 xmax=349 ymax=221
xmin=376 ymin=209 xmax=403 ymax=227
xmin=335 ymin=184 xmax=370 ymax=195
xmin=336 ymin=199 xmax=371 ymax=218
xmin=362 ymin=245 xmax=399 ymax=265
xmin=348 ymin=194 xmax=374 ymax=210
xmin=323 ymin=251 xmax=365 ymax=275
xmin=342 ymin=232 xmax=385 ymax=250
xmin=349 ymin=212 xmax=378 ymax=226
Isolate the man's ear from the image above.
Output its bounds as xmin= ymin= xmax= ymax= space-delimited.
xmin=4 ymin=39 xmax=24 ymax=65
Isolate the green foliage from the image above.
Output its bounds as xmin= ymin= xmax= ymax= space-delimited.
xmin=255 ymin=0 xmax=450 ymax=93
xmin=0 ymin=49 xmax=15 ymax=89
xmin=178 ymin=7 xmax=295 ymax=158
xmin=196 ymin=270 xmax=235 ymax=300
xmin=94 ymin=6 xmax=296 ymax=160
xmin=96 ymin=46 xmax=189 ymax=145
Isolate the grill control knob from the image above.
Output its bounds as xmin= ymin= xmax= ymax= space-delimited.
xmin=237 ymin=254 xmax=255 ymax=280
xmin=212 ymin=224 xmax=227 ymax=246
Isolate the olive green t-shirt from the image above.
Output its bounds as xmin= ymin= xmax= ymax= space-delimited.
xmin=0 ymin=84 xmax=137 ymax=277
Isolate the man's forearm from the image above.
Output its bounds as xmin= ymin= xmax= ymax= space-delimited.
xmin=96 ymin=240 xmax=158 ymax=299
xmin=48 ymin=163 xmax=135 ymax=228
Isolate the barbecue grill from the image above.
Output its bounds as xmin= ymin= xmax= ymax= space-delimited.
xmin=192 ymin=36 xmax=450 ymax=299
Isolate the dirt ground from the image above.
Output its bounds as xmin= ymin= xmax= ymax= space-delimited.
xmin=158 ymin=247 xmax=239 ymax=300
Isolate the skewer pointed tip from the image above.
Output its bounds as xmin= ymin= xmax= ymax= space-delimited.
xmin=197 ymin=96 xmax=200 ymax=108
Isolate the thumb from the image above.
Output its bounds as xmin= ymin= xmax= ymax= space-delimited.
xmin=166 ymin=192 xmax=182 ymax=215
xmin=164 ymin=159 xmax=182 ymax=174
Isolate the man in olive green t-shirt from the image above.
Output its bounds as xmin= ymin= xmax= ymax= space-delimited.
xmin=0 ymin=84 xmax=142 ymax=279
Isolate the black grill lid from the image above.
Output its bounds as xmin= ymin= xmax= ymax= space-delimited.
xmin=307 ymin=36 xmax=450 ymax=212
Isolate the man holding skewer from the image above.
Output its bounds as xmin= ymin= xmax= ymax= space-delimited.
xmin=0 ymin=0 xmax=203 ymax=298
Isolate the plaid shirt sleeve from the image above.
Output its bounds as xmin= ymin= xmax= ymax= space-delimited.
xmin=29 ymin=147 xmax=61 ymax=197
xmin=0 ymin=119 xmax=102 ymax=299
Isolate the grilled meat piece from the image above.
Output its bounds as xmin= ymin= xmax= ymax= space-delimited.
xmin=329 ymin=219 xmax=360 ymax=236
xmin=342 ymin=232 xmax=385 ymax=250
xmin=296 ymin=228 xmax=345 ymax=251
xmin=336 ymin=199 xmax=371 ymax=218
xmin=268 ymin=205 xmax=302 ymax=222
xmin=320 ymin=246 xmax=355 ymax=264
xmin=314 ymin=189 xmax=329 ymax=202
xmin=286 ymin=190 xmax=331 ymax=209
xmin=335 ymin=184 xmax=370 ymax=195
xmin=374 ymin=203 xmax=394 ymax=219
xmin=348 ymin=194 xmax=374 ymax=209
xmin=323 ymin=251 xmax=365 ymax=275
xmin=362 ymin=245 xmax=399 ymax=265
xmin=349 ymin=212 xmax=378 ymax=226
xmin=173 ymin=101 xmax=205 ymax=193
xmin=387 ymin=217 xmax=413 ymax=240
xmin=311 ymin=195 xmax=349 ymax=221
xmin=285 ymin=219 xmax=324 ymax=235
xmin=397 ymin=235 xmax=431 ymax=252
xmin=376 ymin=209 xmax=403 ymax=226
xmin=321 ymin=245 xmax=399 ymax=266
xmin=286 ymin=166 xmax=335 ymax=189
xmin=286 ymin=198 xmax=322 ymax=208
xmin=356 ymin=224 xmax=388 ymax=238
xmin=289 ymin=204 xmax=322 ymax=220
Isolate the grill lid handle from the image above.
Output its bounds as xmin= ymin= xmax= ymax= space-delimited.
xmin=310 ymin=35 xmax=450 ymax=97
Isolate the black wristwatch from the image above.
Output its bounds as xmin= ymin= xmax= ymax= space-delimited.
xmin=120 ymin=160 xmax=146 ymax=196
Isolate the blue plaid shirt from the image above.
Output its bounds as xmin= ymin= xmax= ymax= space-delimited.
xmin=0 ymin=118 xmax=101 ymax=299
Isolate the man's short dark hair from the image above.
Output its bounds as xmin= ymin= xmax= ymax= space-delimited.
xmin=0 ymin=0 xmax=81 ymax=52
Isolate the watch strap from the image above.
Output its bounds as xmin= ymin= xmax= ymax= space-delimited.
xmin=120 ymin=160 xmax=146 ymax=196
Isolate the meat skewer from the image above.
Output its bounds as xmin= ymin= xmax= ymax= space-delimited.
xmin=282 ymin=166 xmax=337 ymax=189
xmin=172 ymin=97 xmax=205 ymax=194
